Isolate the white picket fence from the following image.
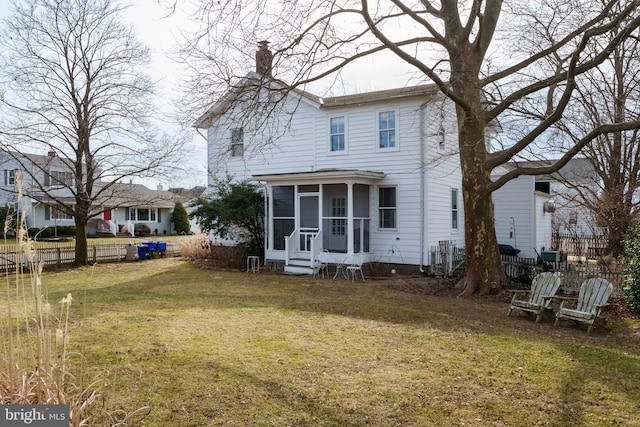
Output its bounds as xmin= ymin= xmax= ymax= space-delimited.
xmin=0 ymin=237 xmax=196 ymax=270
xmin=428 ymin=242 xmax=624 ymax=294
xmin=502 ymin=255 xmax=624 ymax=294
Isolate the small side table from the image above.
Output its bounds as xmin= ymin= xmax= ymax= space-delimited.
xmin=247 ymin=256 xmax=260 ymax=273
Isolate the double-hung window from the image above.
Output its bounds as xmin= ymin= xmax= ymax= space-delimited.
xmin=330 ymin=116 xmax=345 ymax=152
xmin=52 ymin=205 xmax=73 ymax=220
xmin=49 ymin=170 xmax=74 ymax=187
xmin=378 ymin=187 xmax=397 ymax=229
xmin=378 ymin=111 xmax=396 ymax=149
xmin=451 ymin=189 xmax=459 ymax=229
xmin=231 ymin=128 xmax=244 ymax=157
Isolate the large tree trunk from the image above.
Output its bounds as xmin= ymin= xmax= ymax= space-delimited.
xmin=74 ymin=216 xmax=88 ymax=265
xmin=73 ymin=199 xmax=90 ymax=265
xmin=452 ymin=81 xmax=506 ymax=296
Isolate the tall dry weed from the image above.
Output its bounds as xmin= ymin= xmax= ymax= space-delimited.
xmin=1 ymin=179 xmax=149 ymax=425
xmin=178 ymin=234 xmax=211 ymax=258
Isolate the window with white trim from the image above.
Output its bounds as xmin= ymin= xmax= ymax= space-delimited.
xmin=130 ymin=208 xmax=158 ymax=222
xmin=378 ymin=111 xmax=396 ymax=148
xmin=49 ymin=170 xmax=74 ymax=187
xmin=51 ymin=205 xmax=73 ymax=220
xmin=330 ymin=116 xmax=345 ymax=152
xmin=231 ymin=128 xmax=244 ymax=157
xmin=8 ymin=170 xmax=16 ymax=185
xmin=451 ymin=188 xmax=459 ymax=229
xmin=378 ymin=187 xmax=397 ymax=229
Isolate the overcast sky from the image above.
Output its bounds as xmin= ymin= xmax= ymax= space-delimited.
xmin=0 ymin=0 xmax=420 ymax=190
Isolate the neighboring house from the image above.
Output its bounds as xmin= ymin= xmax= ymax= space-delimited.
xmin=95 ymin=182 xmax=184 ymax=237
xmin=0 ymin=150 xmax=185 ymax=236
xmin=505 ymin=158 xmax=603 ymax=237
xmin=195 ymin=42 xmax=468 ymax=274
xmin=492 ymin=174 xmax=554 ymax=258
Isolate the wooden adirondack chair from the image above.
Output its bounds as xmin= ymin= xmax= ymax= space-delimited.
xmin=508 ymin=272 xmax=562 ymax=323
xmin=554 ymin=277 xmax=614 ymax=334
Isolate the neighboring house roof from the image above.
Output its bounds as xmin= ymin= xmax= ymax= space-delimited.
xmin=169 ymin=186 xmax=206 ymax=200
xmin=505 ymin=158 xmax=597 ymax=183
xmin=100 ymin=182 xmax=182 ymax=209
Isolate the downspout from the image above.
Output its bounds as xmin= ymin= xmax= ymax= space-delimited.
xmin=262 ymin=182 xmax=268 ymax=265
xmin=419 ymin=101 xmax=429 ymax=274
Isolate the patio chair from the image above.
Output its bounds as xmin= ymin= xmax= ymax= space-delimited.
xmin=554 ymin=277 xmax=614 ymax=334
xmin=346 ymin=253 xmax=366 ymax=282
xmin=313 ymin=250 xmax=330 ymax=278
xmin=507 ymin=272 xmax=562 ymax=323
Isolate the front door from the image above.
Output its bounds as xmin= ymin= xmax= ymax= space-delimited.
xmin=103 ymin=208 xmax=112 ymax=221
xmin=298 ymin=195 xmax=319 ymax=252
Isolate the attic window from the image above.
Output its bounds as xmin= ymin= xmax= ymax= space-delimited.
xmin=231 ymin=128 xmax=244 ymax=157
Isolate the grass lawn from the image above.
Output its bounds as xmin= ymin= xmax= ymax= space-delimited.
xmin=12 ymin=258 xmax=640 ymax=426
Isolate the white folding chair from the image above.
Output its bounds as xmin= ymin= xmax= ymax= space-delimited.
xmin=346 ymin=253 xmax=365 ymax=282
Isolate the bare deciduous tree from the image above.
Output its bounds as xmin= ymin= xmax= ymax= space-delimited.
xmin=0 ymin=0 xmax=187 ymax=264
xmin=555 ymin=21 xmax=640 ymax=257
xmin=179 ymin=0 xmax=640 ymax=294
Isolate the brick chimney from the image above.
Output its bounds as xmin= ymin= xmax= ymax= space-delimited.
xmin=255 ymin=40 xmax=273 ymax=77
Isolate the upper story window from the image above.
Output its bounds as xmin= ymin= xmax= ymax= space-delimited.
xmin=49 ymin=170 xmax=74 ymax=187
xmin=378 ymin=111 xmax=396 ymax=149
xmin=231 ymin=128 xmax=244 ymax=157
xmin=5 ymin=170 xmax=16 ymax=185
xmin=330 ymin=116 xmax=345 ymax=152
xmin=378 ymin=187 xmax=397 ymax=229
xmin=451 ymin=188 xmax=459 ymax=229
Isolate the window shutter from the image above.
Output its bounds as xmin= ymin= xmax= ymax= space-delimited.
xmin=45 ymin=206 xmax=51 ymax=220
xmin=157 ymin=209 xmax=161 ymax=223
xmin=125 ymin=207 xmax=129 ymax=220
xmin=44 ymin=171 xmax=50 ymax=186
xmin=3 ymin=170 xmax=6 ymax=185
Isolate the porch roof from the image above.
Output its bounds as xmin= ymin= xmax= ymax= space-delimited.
xmin=251 ymin=169 xmax=385 ymax=184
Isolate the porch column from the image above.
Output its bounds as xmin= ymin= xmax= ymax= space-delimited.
xmin=267 ymin=185 xmax=274 ymax=251
xmin=347 ymin=182 xmax=354 ymax=255
xmin=318 ymin=184 xmax=324 ymax=238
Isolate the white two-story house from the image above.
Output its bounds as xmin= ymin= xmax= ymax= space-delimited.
xmin=196 ymin=43 xmax=468 ymax=274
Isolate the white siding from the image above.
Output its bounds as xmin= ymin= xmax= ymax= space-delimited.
xmin=535 ymin=192 xmax=553 ymax=252
xmin=493 ymin=176 xmax=536 ymax=258
xmin=205 ymin=87 xmax=464 ymax=268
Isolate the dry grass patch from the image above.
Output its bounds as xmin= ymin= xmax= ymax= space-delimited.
xmin=15 ymin=258 xmax=640 ymax=426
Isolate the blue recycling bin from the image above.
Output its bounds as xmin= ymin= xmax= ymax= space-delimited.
xmin=137 ymin=245 xmax=148 ymax=260
xmin=157 ymin=242 xmax=167 ymax=257
xmin=143 ymin=241 xmax=157 ymax=251
xmin=143 ymin=241 xmax=157 ymax=258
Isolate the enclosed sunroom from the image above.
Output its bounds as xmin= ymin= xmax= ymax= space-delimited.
xmin=253 ymin=169 xmax=385 ymax=274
